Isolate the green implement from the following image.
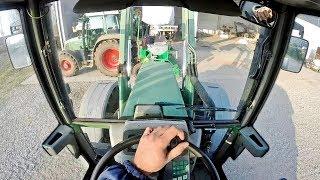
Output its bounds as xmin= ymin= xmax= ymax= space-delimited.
xmin=138 ymin=47 xmax=181 ymax=77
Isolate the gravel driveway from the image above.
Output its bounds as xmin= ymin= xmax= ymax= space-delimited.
xmin=0 ymin=84 xmax=86 ymax=180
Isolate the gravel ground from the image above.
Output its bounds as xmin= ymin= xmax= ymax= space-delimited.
xmin=68 ymin=82 xmax=92 ymax=116
xmin=224 ymin=68 xmax=320 ymax=179
xmin=0 ymin=84 xmax=86 ymax=180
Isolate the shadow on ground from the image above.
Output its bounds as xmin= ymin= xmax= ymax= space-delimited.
xmin=219 ymin=43 xmax=252 ymax=69
xmin=199 ymin=64 xmax=297 ymax=179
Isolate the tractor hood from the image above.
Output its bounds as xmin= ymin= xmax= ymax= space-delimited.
xmin=122 ymin=61 xmax=188 ymax=118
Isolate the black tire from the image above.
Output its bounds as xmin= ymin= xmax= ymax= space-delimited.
xmin=79 ymin=82 xmax=118 ymax=144
xmin=94 ymin=39 xmax=119 ymax=77
xmin=58 ymin=52 xmax=79 ymax=77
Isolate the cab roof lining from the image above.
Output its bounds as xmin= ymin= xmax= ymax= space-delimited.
xmin=275 ymin=0 xmax=320 ymax=11
xmin=0 ymin=0 xmax=320 ymax=13
xmin=72 ymin=0 xmax=241 ymax=16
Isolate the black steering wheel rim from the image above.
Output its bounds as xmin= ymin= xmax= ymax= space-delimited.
xmin=90 ymin=136 xmax=220 ymax=180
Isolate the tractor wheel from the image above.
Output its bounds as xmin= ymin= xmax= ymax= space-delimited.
xmin=94 ymin=39 xmax=119 ymax=77
xmin=59 ymin=52 xmax=79 ymax=77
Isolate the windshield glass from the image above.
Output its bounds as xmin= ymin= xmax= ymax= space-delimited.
xmin=43 ymin=1 xmax=265 ymax=120
xmin=196 ymin=13 xmax=261 ymax=116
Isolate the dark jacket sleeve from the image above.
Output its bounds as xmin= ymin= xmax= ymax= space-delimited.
xmin=97 ymin=160 xmax=148 ymax=180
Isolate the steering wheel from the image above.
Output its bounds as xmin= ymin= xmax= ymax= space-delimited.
xmin=90 ymin=136 xmax=220 ymax=180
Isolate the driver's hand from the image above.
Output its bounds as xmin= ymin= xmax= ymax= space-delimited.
xmin=133 ymin=126 xmax=189 ymax=175
xmin=254 ymin=7 xmax=273 ymax=21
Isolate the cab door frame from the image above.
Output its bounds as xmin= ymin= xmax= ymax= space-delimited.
xmin=212 ymin=5 xmax=298 ymax=178
xmin=0 ymin=0 xmax=100 ymax=176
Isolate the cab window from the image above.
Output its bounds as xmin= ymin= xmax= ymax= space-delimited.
xmin=196 ymin=13 xmax=264 ymax=119
xmin=45 ymin=2 xmax=265 ymax=120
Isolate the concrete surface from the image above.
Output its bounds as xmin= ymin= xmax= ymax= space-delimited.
xmin=0 ymin=36 xmax=319 ymax=179
xmin=224 ymin=68 xmax=320 ymax=180
xmin=22 ymin=68 xmax=117 ymax=85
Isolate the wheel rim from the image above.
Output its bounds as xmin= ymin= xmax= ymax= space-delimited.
xmin=102 ymin=49 xmax=119 ymax=70
xmin=61 ymin=59 xmax=72 ymax=71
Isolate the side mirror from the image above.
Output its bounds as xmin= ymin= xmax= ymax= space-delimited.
xmin=292 ymin=22 xmax=304 ymax=38
xmin=281 ymin=36 xmax=309 ymax=73
xmin=6 ymin=33 xmax=32 ymax=69
xmin=239 ymin=1 xmax=277 ymax=28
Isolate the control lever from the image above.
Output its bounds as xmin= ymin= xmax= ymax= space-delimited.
xmin=167 ymin=133 xmax=189 ymax=152
xmin=168 ymin=136 xmax=182 ymax=150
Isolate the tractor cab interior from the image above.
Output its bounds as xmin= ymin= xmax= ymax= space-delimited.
xmin=41 ymin=2 xmax=257 ymax=179
xmin=0 ymin=0 xmax=315 ymax=179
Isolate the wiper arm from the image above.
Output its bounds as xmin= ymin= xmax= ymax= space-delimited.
xmin=177 ymin=105 xmax=237 ymax=112
xmin=154 ymin=102 xmax=184 ymax=106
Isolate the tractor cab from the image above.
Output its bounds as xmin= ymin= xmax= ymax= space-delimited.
xmin=0 ymin=0 xmax=316 ymax=179
xmin=72 ymin=11 xmax=120 ymax=34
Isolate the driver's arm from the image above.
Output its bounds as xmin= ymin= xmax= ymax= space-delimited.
xmin=98 ymin=126 xmax=189 ymax=180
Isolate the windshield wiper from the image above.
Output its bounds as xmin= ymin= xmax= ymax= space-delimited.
xmin=153 ymin=103 xmax=236 ymax=112
xmin=177 ymin=105 xmax=237 ymax=112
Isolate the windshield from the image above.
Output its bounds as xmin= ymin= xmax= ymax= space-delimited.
xmin=44 ymin=1 xmax=264 ymax=120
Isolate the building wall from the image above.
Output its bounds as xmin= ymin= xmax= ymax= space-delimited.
xmin=60 ymin=0 xmax=80 ymax=40
xmin=0 ymin=9 xmax=21 ymax=37
xmin=299 ymin=15 xmax=320 ymax=28
xmin=295 ymin=17 xmax=320 ymax=60
xmin=197 ymin=12 xmax=259 ymax=34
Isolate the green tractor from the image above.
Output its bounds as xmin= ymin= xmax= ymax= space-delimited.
xmin=59 ymin=10 xmax=182 ymax=77
xmin=59 ymin=11 xmax=121 ymax=77
xmin=137 ymin=25 xmax=182 ymax=77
